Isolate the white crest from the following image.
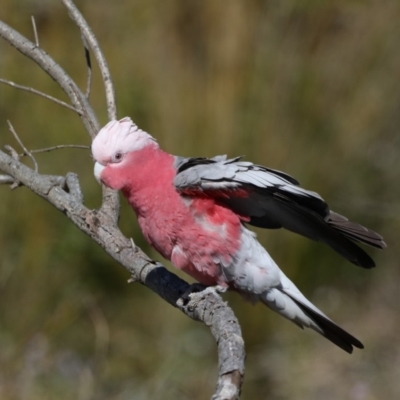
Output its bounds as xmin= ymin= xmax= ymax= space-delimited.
xmin=91 ymin=117 xmax=158 ymax=165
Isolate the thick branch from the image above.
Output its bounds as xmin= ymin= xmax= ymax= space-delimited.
xmin=0 ymin=149 xmax=245 ymax=399
xmin=0 ymin=3 xmax=245 ymax=397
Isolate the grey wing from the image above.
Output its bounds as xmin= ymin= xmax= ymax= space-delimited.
xmin=174 ymin=156 xmax=385 ymax=268
xmin=174 ymin=155 xmax=328 ymax=227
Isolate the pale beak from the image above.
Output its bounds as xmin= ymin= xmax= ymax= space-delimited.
xmin=94 ymin=162 xmax=105 ymax=184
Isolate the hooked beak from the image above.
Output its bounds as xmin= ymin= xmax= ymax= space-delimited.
xmin=94 ymin=162 xmax=105 ymax=184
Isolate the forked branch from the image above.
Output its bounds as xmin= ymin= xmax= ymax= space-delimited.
xmin=0 ymin=149 xmax=245 ymax=398
xmin=0 ymin=2 xmax=245 ymax=398
xmin=60 ymin=0 xmax=116 ymax=120
xmin=0 ymin=78 xmax=82 ymax=113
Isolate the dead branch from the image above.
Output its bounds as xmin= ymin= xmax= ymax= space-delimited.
xmin=7 ymin=120 xmax=38 ymax=172
xmin=0 ymin=2 xmax=245 ymax=398
xmin=81 ymin=34 xmax=92 ymax=98
xmin=59 ymin=0 xmax=120 ymax=223
xmin=0 ymin=0 xmax=119 ymax=237
xmin=60 ymin=0 xmax=116 ymax=120
xmin=0 ymin=20 xmax=98 ymax=137
xmin=22 ymin=144 xmax=90 ymax=156
xmin=0 ymin=78 xmax=82 ymax=113
xmin=0 ymin=150 xmax=245 ymax=398
xmin=31 ymin=16 xmax=39 ymax=47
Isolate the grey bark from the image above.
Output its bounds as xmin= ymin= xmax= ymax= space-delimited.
xmin=0 ymin=2 xmax=245 ymax=399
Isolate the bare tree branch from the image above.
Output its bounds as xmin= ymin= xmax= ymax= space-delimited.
xmin=22 ymin=144 xmax=90 ymax=156
xmin=0 ymin=20 xmax=98 ymax=137
xmin=60 ymin=0 xmax=117 ymax=121
xmin=0 ymin=13 xmax=120 ymax=225
xmin=0 ymin=2 xmax=246 ymax=398
xmin=0 ymin=78 xmax=82 ymax=114
xmin=7 ymin=120 xmax=38 ymax=172
xmin=81 ymin=34 xmax=92 ymax=99
xmin=59 ymin=0 xmax=120 ymax=223
xmin=31 ymin=16 xmax=39 ymax=47
xmin=0 ymin=150 xmax=245 ymax=398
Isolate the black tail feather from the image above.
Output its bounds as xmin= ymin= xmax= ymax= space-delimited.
xmin=287 ymin=294 xmax=364 ymax=354
xmin=259 ymin=200 xmax=380 ymax=269
xmin=328 ymin=211 xmax=386 ymax=249
xmin=229 ymin=190 xmax=385 ymax=268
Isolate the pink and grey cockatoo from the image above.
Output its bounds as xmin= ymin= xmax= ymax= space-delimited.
xmin=92 ymin=117 xmax=385 ymax=353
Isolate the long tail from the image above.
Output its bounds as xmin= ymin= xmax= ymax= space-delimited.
xmin=261 ymin=272 xmax=363 ymax=353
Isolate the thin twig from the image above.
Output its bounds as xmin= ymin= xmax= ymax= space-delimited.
xmin=60 ymin=0 xmax=117 ymax=120
xmin=58 ymin=1 xmax=120 ymax=223
xmin=31 ymin=16 xmax=39 ymax=47
xmin=81 ymin=34 xmax=92 ymax=98
xmin=4 ymin=145 xmax=19 ymax=160
xmin=7 ymin=120 xmax=38 ymax=172
xmin=69 ymin=81 xmax=98 ymax=137
xmin=58 ymin=1 xmax=119 ymax=224
xmin=0 ymin=2 xmax=246 ymax=395
xmin=0 ymin=78 xmax=82 ymax=114
xmin=23 ymin=144 xmax=90 ymax=156
xmin=0 ymin=20 xmax=99 ymax=136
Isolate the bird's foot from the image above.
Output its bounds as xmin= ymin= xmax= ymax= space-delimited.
xmin=179 ymin=283 xmax=227 ymax=306
xmin=179 ymin=283 xmax=207 ymax=305
xmin=213 ymin=285 xmax=228 ymax=294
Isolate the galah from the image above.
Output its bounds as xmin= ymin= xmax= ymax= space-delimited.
xmin=92 ymin=117 xmax=385 ymax=353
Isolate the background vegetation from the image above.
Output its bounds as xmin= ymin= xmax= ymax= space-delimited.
xmin=0 ymin=0 xmax=398 ymax=399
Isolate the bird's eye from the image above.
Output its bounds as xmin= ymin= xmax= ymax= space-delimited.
xmin=112 ymin=151 xmax=124 ymax=163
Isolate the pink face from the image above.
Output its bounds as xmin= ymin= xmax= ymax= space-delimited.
xmin=91 ymin=117 xmax=158 ymax=189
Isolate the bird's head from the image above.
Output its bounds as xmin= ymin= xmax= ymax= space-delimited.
xmin=91 ymin=117 xmax=158 ymax=189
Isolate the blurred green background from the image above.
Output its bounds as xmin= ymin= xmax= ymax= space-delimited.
xmin=0 ymin=1 xmax=398 ymax=399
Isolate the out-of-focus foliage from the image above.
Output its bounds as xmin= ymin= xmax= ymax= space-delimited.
xmin=0 ymin=0 xmax=398 ymax=399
